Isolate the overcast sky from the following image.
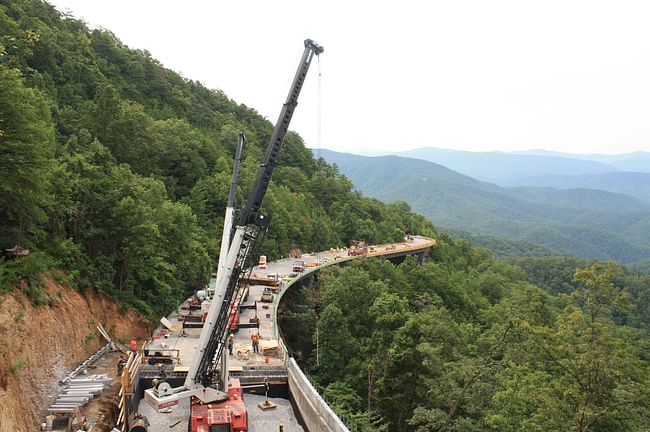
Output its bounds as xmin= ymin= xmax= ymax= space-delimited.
xmin=49 ymin=0 xmax=650 ymax=155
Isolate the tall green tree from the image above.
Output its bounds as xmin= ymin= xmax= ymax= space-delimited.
xmin=0 ymin=65 xmax=54 ymax=248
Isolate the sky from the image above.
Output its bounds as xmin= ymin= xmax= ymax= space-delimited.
xmin=48 ymin=0 xmax=650 ymax=155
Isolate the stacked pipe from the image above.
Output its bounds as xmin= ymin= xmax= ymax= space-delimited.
xmin=48 ymin=374 xmax=112 ymax=413
xmin=58 ymin=343 xmax=113 ymax=385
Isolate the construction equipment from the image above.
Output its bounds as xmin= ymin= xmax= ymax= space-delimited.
xmin=347 ymin=240 xmax=368 ymax=256
xmin=227 ymin=285 xmax=249 ymax=333
xmin=143 ymin=39 xmax=323 ymax=432
xmin=260 ymin=288 xmax=275 ymax=303
xmin=240 ymin=276 xmax=279 ymax=287
xmin=292 ymin=260 xmax=305 ymax=272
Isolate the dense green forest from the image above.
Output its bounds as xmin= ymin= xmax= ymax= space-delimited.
xmin=443 ymin=228 xmax=559 ymax=259
xmin=0 ymin=0 xmax=434 ymax=317
xmin=279 ymin=240 xmax=650 ymax=431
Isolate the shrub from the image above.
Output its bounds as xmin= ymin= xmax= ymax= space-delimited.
xmin=0 ymin=252 xmax=53 ymax=304
xmin=10 ymin=359 xmax=29 ymax=377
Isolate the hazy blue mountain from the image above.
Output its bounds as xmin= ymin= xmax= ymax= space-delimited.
xmin=396 ymin=147 xmax=619 ymax=184
xmin=317 ymin=149 xmax=650 ymax=264
xmin=317 ymin=149 xmax=499 ymax=192
xmin=511 ymin=149 xmax=650 ymax=172
xmin=508 ymin=172 xmax=650 ymax=203
xmin=610 ymin=153 xmax=650 ymax=172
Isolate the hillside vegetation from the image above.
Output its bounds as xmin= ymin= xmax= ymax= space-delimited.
xmin=318 ymin=149 xmax=650 ymax=265
xmin=0 ymin=0 xmax=434 ymax=317
xmin=281 ymin=240 xmax=650 ymax=431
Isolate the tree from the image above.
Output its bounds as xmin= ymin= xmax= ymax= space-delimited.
xmin=0 ymin=65 xmax=54 ymax=248
xmin=489 ymin=262 xmax=650 ymax=432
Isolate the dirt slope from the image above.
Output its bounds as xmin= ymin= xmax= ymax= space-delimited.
xmin=0 ymin=279 xmax=151 ymax=431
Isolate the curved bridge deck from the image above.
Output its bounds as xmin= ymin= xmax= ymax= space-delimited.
xmin=135 ymin=236 xmax=435 ymax=431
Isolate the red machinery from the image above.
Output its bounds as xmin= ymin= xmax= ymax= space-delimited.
xmin=348 ymin=240 xmax=368 ymax=256
xmin=189 ymin=379 xmax=247 ymax=432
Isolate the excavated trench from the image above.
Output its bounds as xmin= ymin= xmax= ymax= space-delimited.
xmin=0 ymin=279 xmax=151 ymax=431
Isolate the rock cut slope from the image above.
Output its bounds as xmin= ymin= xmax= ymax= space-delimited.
xmin=0 ymin=281 xmax=151 ymax=431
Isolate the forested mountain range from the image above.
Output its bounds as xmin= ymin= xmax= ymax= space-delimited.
xmin=395 ymin=147 xmax=617 ymax=183
xmin=391 ymin=146 xmax=650 ymax=185
xmin=507 ymin=171 xmax=650 ymax=202
xmin=0 ymin=0 xmax=435 ymax=317
xmin=317 ymin=149 xmax=650 ymax=265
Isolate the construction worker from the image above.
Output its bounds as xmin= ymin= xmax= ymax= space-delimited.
xmin=228 ymin=334 xmax=234 ymax=355
xmin=251 ymin=331 xmax=260 ymax=354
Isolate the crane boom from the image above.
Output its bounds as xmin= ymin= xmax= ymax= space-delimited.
xmin=216 ymin=133 xmax=245 ymax=291
xmin=239 ymin=38 xmax=324 ymax=227
xmin=145 ymin=39 xmax=324 ymax=412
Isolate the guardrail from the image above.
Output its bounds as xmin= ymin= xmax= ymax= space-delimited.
xmin=287 ymin=358 xmax=350 ymax=432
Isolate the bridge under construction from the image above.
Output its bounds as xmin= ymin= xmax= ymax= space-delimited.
xmin=116 ymin=235 xmax=435 ymax=432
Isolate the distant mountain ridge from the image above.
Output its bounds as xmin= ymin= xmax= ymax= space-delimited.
xmin=379 ymin=146 xmax=650 ymax=203
xmin=508 ymin=172 xmax=650 ymax=203
xmin=390 ymin=147 xmax=650 ymax=185
xmin=510 ymin=149 xmax=650 ymax=172
xmin=396 ymin=147 xmax=620 ymax=184
xmin=316 ymin=149 xmax=650 ymax=265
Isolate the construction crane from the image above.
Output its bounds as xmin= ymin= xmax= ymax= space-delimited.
xmin=144 ymin=39 xmax=324 ymax=432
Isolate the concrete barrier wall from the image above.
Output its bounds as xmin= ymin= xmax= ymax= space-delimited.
xmin=287 ymin=358 xmax=349 ymax=432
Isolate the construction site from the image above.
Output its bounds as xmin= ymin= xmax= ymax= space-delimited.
xmin=0 ymin=235 xmax=433 ymax=432
xmin=0 ymin=38 xmax=437 ymax=432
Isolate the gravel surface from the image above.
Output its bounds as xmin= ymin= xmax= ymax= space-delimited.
xmin=246 ymin=394 xmax=305 ymax=432
xmin=137 ymin=397 xmax=190 ymax=432
xmin=136 ymin=394 xmax=304 ymax=432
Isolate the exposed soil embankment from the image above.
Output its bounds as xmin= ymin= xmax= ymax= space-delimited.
xmin=0 ymin=279 xmax=152 ymax=431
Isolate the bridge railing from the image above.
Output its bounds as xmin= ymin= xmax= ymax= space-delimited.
xmin=287 ymin=358 xmax=350 ymax=432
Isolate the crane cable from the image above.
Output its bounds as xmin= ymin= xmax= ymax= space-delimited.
xmin=315 ymin=53 xmax=322 ymax=367
xmin=317 ymin=50 xmax=322 ymax=151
